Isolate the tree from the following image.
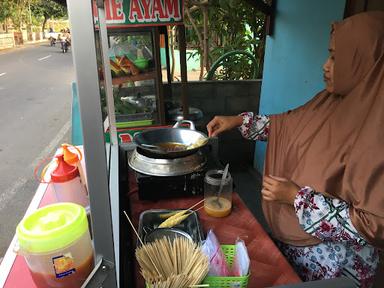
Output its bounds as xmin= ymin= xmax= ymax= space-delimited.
xmin=31 ymin=0 xmax=67 ymax=37
xmin=0 ymin=0 xmax=14 ymax=23
xmin=184 ymin=0 xmax=266 ymax=80
xmin=0 ymin=0 xmax=31 ymax=32
xmin=184 ymin=0 xmax=208 ymax=80
xmin=0 ymin=0 xmax=15 ymax=32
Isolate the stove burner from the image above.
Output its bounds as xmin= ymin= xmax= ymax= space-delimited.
xmin=128 ymin=148 xmax=206 ymax=177
xmin=135 ymin=170 xmax=205 ymax=200
xmin=128 ymin=139 xmax=221 ymax=201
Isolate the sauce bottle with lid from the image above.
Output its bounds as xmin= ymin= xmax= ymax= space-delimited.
xmin=50 ymin=154 xmax=89 ymax=208
xmin=61 ymin=144 xmax=88 ymax=192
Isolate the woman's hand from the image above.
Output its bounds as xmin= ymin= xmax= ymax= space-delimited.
xmin=206 ymin=115 xmax=243 ymax=137
xmin=262 ymin=175 xmax=300 ymax=205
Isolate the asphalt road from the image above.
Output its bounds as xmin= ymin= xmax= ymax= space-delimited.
xmin=0 ymin=43 xmax=74 ymax=256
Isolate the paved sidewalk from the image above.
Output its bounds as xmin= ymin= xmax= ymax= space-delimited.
xmin=0 ymin=39 xmax=48 ymax=53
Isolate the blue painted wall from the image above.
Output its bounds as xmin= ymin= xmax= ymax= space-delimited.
xmin=254 ymin=0 xmax=346 ymax=172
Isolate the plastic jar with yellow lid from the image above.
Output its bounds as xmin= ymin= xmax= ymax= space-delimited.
xmin=16 ymin=203 xmax=94 ymax=288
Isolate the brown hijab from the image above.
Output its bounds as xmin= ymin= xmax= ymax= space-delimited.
xmin=263 ymin=11 xmax=384 ymax=248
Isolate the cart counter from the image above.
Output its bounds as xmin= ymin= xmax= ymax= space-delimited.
xmin=128 ymin=173 xmax=302 ymax=288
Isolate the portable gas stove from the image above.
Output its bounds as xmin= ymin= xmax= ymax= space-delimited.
xmin=128 ymin=139 xmax=219 ymax=201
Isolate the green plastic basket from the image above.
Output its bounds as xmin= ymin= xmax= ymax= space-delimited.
xmin=202 ymin=245 xmax=249 ymax=288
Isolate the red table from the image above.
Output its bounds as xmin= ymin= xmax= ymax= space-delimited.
xmin=129 ymin=176 xmax=302 ymax=287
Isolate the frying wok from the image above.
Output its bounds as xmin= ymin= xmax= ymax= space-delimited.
xmin=134 ymin=120 xmax=209 ymax=158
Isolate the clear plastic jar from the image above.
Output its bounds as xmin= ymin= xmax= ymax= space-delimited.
xmin=16 ymin=203 xmax=94 ymax=288
xmin=204 ymin=169 xmax=232 ymax=217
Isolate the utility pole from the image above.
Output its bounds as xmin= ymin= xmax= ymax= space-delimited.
xmin=28 ymin=0 xmax=33 ymax=40
xmin=29 ymin=1 xmax=32 ymax=25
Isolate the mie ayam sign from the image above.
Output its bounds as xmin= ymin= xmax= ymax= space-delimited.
xmin=93 ymin=0 xmax=184 ymax=27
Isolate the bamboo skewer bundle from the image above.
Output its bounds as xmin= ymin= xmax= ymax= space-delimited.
xmin=136 ymin=237 xmax=209 ymax=288
xmin=123 ymin=207 xmax=208 ymax=288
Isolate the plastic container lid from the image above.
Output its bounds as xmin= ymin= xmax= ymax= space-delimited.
xmin=62 ymin=144 xmax=79 ymax=166
xmin=51 ymin=154 xmax=79 ymax=183
xmin=16 ymin=203 xmax=88 ymax=254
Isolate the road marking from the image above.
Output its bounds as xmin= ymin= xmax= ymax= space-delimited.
xmin=31 ymin=120 xmax=71 ymax=169
xmin=0 ymin=73 xmax=6 ymax=77
xmin=0 ymin=177 xmax=29 ymax=211
xmin=0 ymin=120 xmax=71 ymax=211
xmin=38 ymin=55 xmax=52 ymax=61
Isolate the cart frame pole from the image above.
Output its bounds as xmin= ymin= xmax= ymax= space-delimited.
xmin=67 ymin=0 xmax=117 ymax=287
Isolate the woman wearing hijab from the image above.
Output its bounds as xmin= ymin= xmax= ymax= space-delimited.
xmin=207 ymin=11 xmax=384 ymax=287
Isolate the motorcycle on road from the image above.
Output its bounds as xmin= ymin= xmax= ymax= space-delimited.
xmin=47 ymin=32 xmax=59 ymax=46
xmin=60 ymin=36 xmax=71 ymax=53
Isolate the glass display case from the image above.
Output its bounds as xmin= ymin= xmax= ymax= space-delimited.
xmin=92 ymin=0 xmax=187 ymax=142
xmin=98 ymin=29 xmax=160 ymax=128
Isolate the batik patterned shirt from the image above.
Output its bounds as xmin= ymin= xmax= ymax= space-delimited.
xmin=238 ymin=112 xmax=379 ymax=288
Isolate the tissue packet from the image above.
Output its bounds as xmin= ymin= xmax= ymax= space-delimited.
xmin=201 ymin=229 xmax=230 ymax=276
xmin=232 ymin=239 xmax=250 ymax=276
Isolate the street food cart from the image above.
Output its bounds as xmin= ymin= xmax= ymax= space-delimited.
xmin=0 ymin=0 xmax=299 ymax=287
xmin=0 ymin=0 xmax=366 ymax=287
xmin=62 ymin=1 xmax=302 ymax=286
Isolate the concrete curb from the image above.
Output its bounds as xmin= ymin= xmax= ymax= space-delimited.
xmin=0 ymin=40 xmax=49 ymax=54
xmin=0 ymin=39 xmax=49 ymax=55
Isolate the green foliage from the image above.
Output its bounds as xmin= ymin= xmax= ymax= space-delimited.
xmin=29 ymin=0 xmax=67 ymax=35
xmin=185 ymin=0 xmax=266 ymax=79
xmin=213 ymin=56 xmax=255 ymax=80
xmin=0 ymin=0 xmax=14 ymax=22
xmin=31 ymin=0 xmax=67 ymax=20
xmin=0 ymin=0 xmax=32 ymax=30
xmin=0 ymin=0 xmax=66 ymax=31
xmin=207 ymin=50 xmax=258 ymax=80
